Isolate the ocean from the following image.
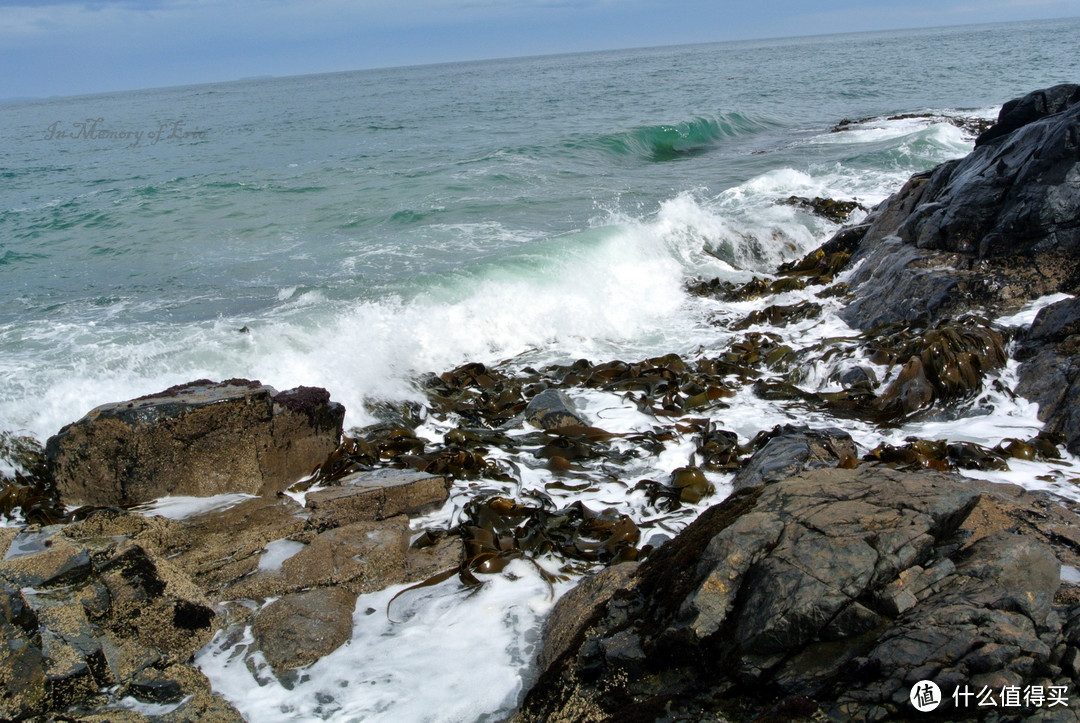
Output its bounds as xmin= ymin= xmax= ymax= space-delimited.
xmin=3 ymin=17 xmax=1080 ymax=721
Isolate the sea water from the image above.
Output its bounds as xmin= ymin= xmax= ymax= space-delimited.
xmin=4 ymin=17 xmax=1080 ymax=721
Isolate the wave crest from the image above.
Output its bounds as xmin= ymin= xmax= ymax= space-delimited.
xmin=571 ymin=113 xmax=775 ymax=163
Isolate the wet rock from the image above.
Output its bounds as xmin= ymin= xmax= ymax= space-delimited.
xmin=537 ymin=562 xmax=638 ymax=672
xmin=306 ymin=468 xmax=448 ymax=528
xmin=522 ymin=389 xmax=588 ymax=430
xmin=781 ymin=195 xmax=865 ymax=223
xmin=277 ymin=517 xmax=412 ymax=595
xmin=46 ymin=379 xmax=345 ymax=506
xmin=0 ymin=619 xmax=47 ymax=720
xmin=840 ymin=86 xmax=1080 ymax=329
xmin=836 ymin=365 xmax=878 ymax=393
xmin=0 ymin=527 xmax=93 ymax=588
xmin=120 ymin=663 xmax=245 ymax=722
xmin=146 ymin=496 xmax=307 ymax=598
xmin=251 ymin=587 xmax=357 ymax=674
xmin=519 ymin=468 xmax=1080 ymax=722
xmin=1018 ymin=297 xmax=1080 ymax=454
xmin=976 ymin=83 xmax=1080 ymax=146
xmin=731 ymin=424 xmax=857 ymax=490
xmin=732 ymin=300 xmax=822 ymax=330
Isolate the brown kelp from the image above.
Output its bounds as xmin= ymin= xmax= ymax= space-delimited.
xmin=388 ymin=494 xmax=642 ymax=618
xmin=0 ymin=432 xmax=66 ymax=525
xmin=866 ymin=318 xmax=1007 ymax=417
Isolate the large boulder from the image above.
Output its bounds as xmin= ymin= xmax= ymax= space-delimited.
xmin=975 ymin=83 xmax=1080 ymax=146
xmin=839 ymin=85 xmax=1080 ymax=330
xmin=46 ymin=379 xmax=345 ymax=506
xmin=518 ymin=468 xmax=1080 ymax=722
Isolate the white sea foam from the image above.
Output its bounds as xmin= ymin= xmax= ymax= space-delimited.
xmin=6 ymin=74 xmax=1076 ymax=723
xmin=257 ymin=538 xmax=306 ymax=572
xmin=996 ymin=292 xmax=1074 ymax=327
xmin=134 ymin=493 xmax=256 ymax=520
xmin=197 ymin=559 xmax=575 ymax=723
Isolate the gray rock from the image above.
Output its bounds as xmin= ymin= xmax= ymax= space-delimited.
xmin=537 ymin=562 xmax=638 ymax=672
xmin=522 ymin=389 xmax=588 ymax=430
xmin=975 ymin=83 xmax=1080 ymax=146
xmin=46 ymin=379 xmax=345 ymax=506
xmin=1017 ymin=297 xmax=1080 ymax=454
xmin=518 ymin=467 xmax=1080 ymax=722
xmin=840 ymin=88 xmax=1080 ymax=330
xmin=731 ymin=424 xmax=857 ymax=490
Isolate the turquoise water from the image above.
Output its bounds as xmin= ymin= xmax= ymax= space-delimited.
xmin=2 ymin=17 xmax=1080 ymax=441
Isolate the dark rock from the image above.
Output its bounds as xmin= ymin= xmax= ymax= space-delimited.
xmin=0 ymin=620 xmax=47 ymax=720
xmin=537 ymin=562 xmax=638 ymax=672
xmin=46 ymin=379 xmax=345 ymax=506
xmin=781 ymin=194 xmax=864 ymax=222
xmin=976 ymin=83 xmax=1080 ymax=146
xmin=839 ymin=87 xmax=1080 ymax=330
xmin=731 ymin=424 xmax=857 ymax=490
xmin=781 ymin=195 xmax=866 ymax=223
xmin=1027 ymin=296 xmax=1080 ymax=347
xmin=1018 ymin=297 xmax=1080 ymax=454
xmin=0 ymin=517 xmax=237 ymax=721
xmin=1 ymin=579 xmax=39 ymax=636
xmin=251 ymin=587 xmax=357 ymax=674
xmin=522 ymin=389 xmax=588 ymax=430
xmin=128 ymin=676 xmax=186 ymax=703
xmin=519 ymin=468 xmax=1080 ymax=722
xmin=837 ymin=365 xmax=878 ymax=392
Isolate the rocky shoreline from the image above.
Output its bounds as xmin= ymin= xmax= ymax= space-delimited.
xmin=3 ymin=84 xmax=1080 ymax=721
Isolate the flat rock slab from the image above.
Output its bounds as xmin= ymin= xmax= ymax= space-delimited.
xmin=45 ymin=379 xmax=344 ymax=507
xmin=306 ymin=469 xmax=448 ymax=528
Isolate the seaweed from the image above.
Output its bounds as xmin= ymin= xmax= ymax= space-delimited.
xmin=732 ymin=301 xmax=822 ymax=331
xmin=388 ymin=495 xmax=641 ymax=619
xmin=865 ymin=318 xmax=1007 ymax=417
xmin=780 ymin=196 xmax=866 ymax=224
xmin=0 ymin=432 xmax=65 ymax=525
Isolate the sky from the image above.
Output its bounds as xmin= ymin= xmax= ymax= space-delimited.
xmin=1 ymin=0 xmax=1079 ymax=99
